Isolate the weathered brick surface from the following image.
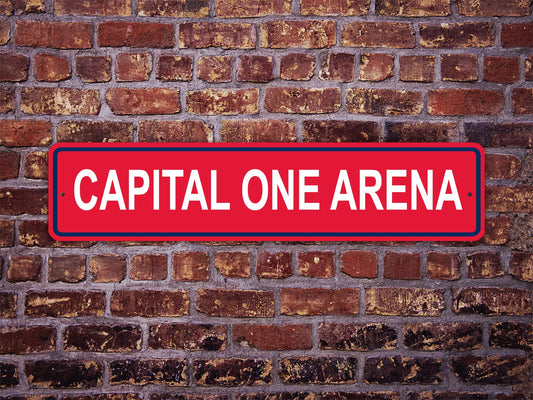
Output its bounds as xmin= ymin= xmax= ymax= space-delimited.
xmin=216 ymin=0 xmax=290 ymax=18
xmin=0 ymin=326 xmax=55 ymax=354
xmin=106 ymin=88 xmax=179 ymax=115
xmin=265 ymin=87 xmax=340 ymax=114
xmin=0 ymin=362 xmax=17 ymax=387
xmin=0 ymin=151 xmax=19 ymax=180
xmin=215 ymin=251 xmax=250 ymax=278
xmin=21 ymin=88 xmax=100 ymax=115
xmin=377 ymin=0 xmax=449 ymax=16
xmin=256 ymin=252 xmax=292 ymax=278
xmin=234 ymin=324 xmax=312 ymax=350
xmin=403 ymin=323 xmax=482 ymax=351
xmin=427 ymin=252 xmax=460 ymax=280
xmin=16 ymin=21 xmax=92 ymax=49
xmin=58 ymin=121 xmax=133 ymax=143
xmin=34 ymin=53 xmax=71 ymax=82
xmin=194 ymin=359 xmax=272 ymax=386
xmin=298 ymin=251 xmax=334 ymax=277
xmin=384 ymin=252 xmax=421 ymax=280
xmin=341 ymin=250 xmax=377 ymax=278
xmin=98 ymin=21 xmax=174 ymax=48
xmin=221 ymin=120 xmax=296 ymax=142
xmin=139 ymin=120 xmax=210 ymax=143
xmin=319 ymin=323 xmax=396 ymax=350
xmin=386 ymin=122 xmax=457 ymax=142
xmin=180 ymin=23 xmax=255 ymax=49
xmin=347 ymin=89 xmax=422 ymax=115
xmin=139 ymin=0 xmax=208 ymax=17
xmin=55 ymin=0 xmax=131 ymax=15
xmin=48 ymin=255 xmax=86 ymax=283
xmin=261 ymin=21 xmax=336 ymax=48
xmin=420 ymin=23 xmax=494 ymax=48
xmin=173 ymin=251 xmax=209 ymax=281
xmin=187 ymin=89 xmax=258 ymax=115
xmin=486 ymin=185 xmax=533 ymax=212
xmin=280 ymin=53 xmax=315 ymax=80
xmin=510 ymin=252 xmax=533 ymax=282
xmin=130 ymin=254 xmax=166 ymax=280
xmin=490 ymin=322 xmax=533 ymax=350
xmin=453 ymin=287 xmax=531 ymax=315
xmin=465 ymin=122 xmax=533 ymax=147
xmin=319 ymin=53 xmax=355 ymax=82
xmin=19 ymin=220 xmax=93 ymax=248
xmin=441 ymin=54 xmax=478 ymax=81
xmin=466 ymin=251 xmax=502 ymax=278
xmin=198 ymin=56 xmax=232 ymax=83
xmin=116 ymin=53 xmax=152 ymax=82
xmin=457 ymin=0 xmax=529 ymax=16
xmin=110 ymin=359 xmax=187 ymax=386
xmin=26 ymin=360 xmax=102 ymax=388
xmin=452 ymin=356 xmax=530 ymax=384
xmin=0 ymin=220 xmax=15 ymax=247
xmin=486 ymin=154 xmax=521 ymax=179
xmin=342 ymin=22 xmax=415 ymax=48
xmin=157 ymin=55 xmax=192 ymax=82
xmin=359 ymin=53 xmax=394 ymax=81
xmin=301 ymin=0 xmax=369 ymax=15
xmin=400 ymin=56 xmax=435 ymax=82
xmin=428 ymin=89 xmax=503 ymax=115
xmin=76 ymin=55 xmax=111 ymax=83
xmin=364 ymin=357 xmax=441 ymax=384
xmin=0 ymin=21 xmax=8 ymax=44
xmin=149 ymin=323 xmax=226 ymax=350
xmin=7 ymin=254 xmax=41 ymax=282
xmin=25 ymin=291 xmax=105 ymax=317
xmin=484 ymin=57 xmax=519 ymax=83
xmin=0 ymin=293 xmax=16 ymax=318
xmin=64 ymin=325 xmax=141 ymax=352
xmin=111 ymin=290 xmax=189 ymax=317
xmin=238 ymin=55 xmax=273 ymax=83
xmin=304 ymin=120 xmax=379 ymax=143
xmin=281 ymin=288 xmax=359 ymax=315
xmin=0 ymin=54 xmax=29 ymax=81
xmin=366 ymin=288 xmax=444 ymax=316
xmin=198 ymin=289 xmax=274 ymax=317
xmin=89 ymin=254 xmax=126 ymax=283
xmin=502 ymin=23 xmax=533 ymax=47
xmin=280 ymin=357 xmax=357 ymax=384
xmin=513 ymin=88 xmax=533 ymax=115
xmin=0 ymin=88 xmax=14 ymax=112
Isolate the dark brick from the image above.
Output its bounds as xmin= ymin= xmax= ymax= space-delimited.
xmin=280 ymin=53 xmax=315 ymax=80
xmin=342 ymin=22 xmax=414 ymax=48
xmin=0 ymin=0 xmax=44 ymax=15
xmin=157 ymin=55 xmax=193 ymax=81
xmin=484 ymin=57 xmax=519 ymax=83
xmin=453 ymin=287 xmax=531 ymax=315
xmin=407 ymin=393 xmax=488 ymax=400
xmin=76 ymin=55 xmax=111 ymax=83
xmin=131 ymin=254 xmax=167 ymax=281
xmin=280 ymin=357 xmax=356 ymax=384
xmin=58 ymin=121 xmax=132 ymax=143
xmin=106 ymin=88 xmax=180 ymax=115
xmin=319 ymin=53 xmax=355 ymax=82
xmin=152 ymin=395 xmax=228 ymax=400
xmin=304 ymin=120 xmax=379 ymax=142
xmin=364 ymin=357 xmax=441 ymax=384
xmin=486 ymin=154 xmax=521 ymax=180
xmin=265 ymin=87 xmax=340 ymax=114
xmin=139 ymin=120 xmax=211 ymax=143
xmin=427 ymin=252 xmax=460 ymax=280
xmin=0 ymin=89 xmax=14 ymax=113
xmin=0 ymin=21 xmax=7 ymax=45
xmin=90 ymin=254 xmax=126 ymax=283
xmin=0 ymin=293 xmax=16 ymax=318
xmin=180 ymin=23 xmax=255 ymax=49
xmin=452 ymin=356 xmax=530 ymax=384
xmin=261 ymin=20 xmax=335 ymax=49
xmin=0 ymin=152 xmax=19 ymax=180
xmin=281 ymin=288 xmax=359 ymax=315
xmin=234 ymin=324 xmax=312 ymax=350
xmin=198 ymin=56 xmax=232 ymax=83
xmin=7 ymin=255 xmax=41 ymax=282
xmin=55 ymin=0 xmax=131 ymax=15
xmin=502 ymin=23 xmax=533 ymax=47
xmin=322 ymin=393 xmax=399 ymax=400
xmin=513 ymin=88 xmax=533 ymax=115
xmin=187 ymin=89 xmax=258 ymax=115
xmin=25 ymin=291 xmax=105 ymax=317
xmin=238 ymin=55 xmax=273 ymax=82
xmin=24 ymin=151 xmax=47 ymax=179
xmin=0 ymin=220 xmax=14 ymax=247
xmin=173 ymin=251 xmax=209 ymax=281
xmin=491 ymin=322 xmax=533 ymax=351
xmin=0 ymin=120 xmax=51 ymax=147
xmin=0 ymin=54 xmax=29 ymax=81
xmin=256 ymin=251 xmax=292 ymax=278
xmin=341 ymin=250 xmax=377 ymax=278
xmin=428 ymin=89 xmax=503 ymax=115
xmin=111 ymin=290 xmax=189 ymax=317
xmin=466 ymin=251 xmax=502 ymax=278
xmin=64 ymin=325 xmax=141 ymax=352
xmin=197 ymin=289 xmax=274 ymax=317
xmin=194 ymin=359 xmax=272 ymax=386
xmin=0 ymin=188 xmax=47 ymax=215
xmin=526 ymin=55 xmax=533 ymax=81
xmin=300 ymin=0 xmax=369 ymax=15
xmin=465 ymin=122 xmax=533 ymax=148
xmin=403 ymin=323 xmax=482 ymax=351
xmin=98 ymin=21 xmax=174 ymax=48
xmin=386 ymin=122 xmax=457 ymax=142
xmin=0 ymin=326 xmax=55 ymax=354
xmin=26 ymin=360 xmax=102 ymax=388
xmin=298 ymin=251 xmax=334 ymax=278
xmin=400 ymin=55 xmax=435 ymax=82
xmin=377 ymin=0 xmax=449 ymax=15
xmin=510 ymin=252 xmax=533 ymax=282
xmin=139 ymin=0 xmax=208 ymax=16
xmin=216 ymin=0 xmax=290 ymax=17
xmin=486 ymin=185 xmax=533 ymax=212
xmin=384 ymin=252 xmax=421 ymax=279
xmin=441 ymin=54 xmax=478 ymax=81
xmin=221 ymin=120 xmax=296 ymax=143
xmin=48 ymin=255 xmax=86 ymax=283
xmin=116 ymin=52 xmax=152 ymax=82
xmin=110 ymin=359 xmax=187 ymax=386
xmin=65 ymin=395 xmax=141 ymax=400
xmin=457 ymin=0 xmax=529 ymax=16
xmin=0 ymin=363 xmax=17 ymax=387
xmin=420 ymin=23 xmax=494 ymax=48
xmin=347 ymin=89 xmax=422 ymax=115
xmin=319 ymin=323 xmax=396 ymax=350
xmin=366 ymin=288 xmax=444 ymax=316
xmin=238 ymin=395 xmax=315 ymax=400
xmin=149 ymin=324 xmax=226 ymax=351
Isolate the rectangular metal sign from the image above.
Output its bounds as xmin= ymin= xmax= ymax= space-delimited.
xmin=49 ymin=143 xmax=484 ymax=241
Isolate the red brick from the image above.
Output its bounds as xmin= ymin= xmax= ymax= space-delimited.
xmin=197 ymin=289 xmax=274 ymax=317
xmin=34 ymin=53 xmax=70 ymax=82
xmin=359 ymin=53 xmax=394 ymax=81
xmin=342 ymin=22 xmax=414 ymax=48
xmin=58 ymin=121 xmax=133 ymax=143
xmin=300 ymin=0 xmax=369 ymax=15
xmin=173 ymin=251 xmax=209 ymax=281
xmin=365 ymin=357 xmax=441 ymax=384
xmin=384 ymin=252 xmax=421 ymax=280
xmin=502 ymin=23 xmax=533 ymax=47
xmin=48 ymin=255 xmax=86 ymax=283
xmin=452 ymin=356 xmax=530 ymax=385
xmin=0 ymin=220 xmax=14 ymax=247
xmin=280 ymin=53 xmax=315 ymax=80
xmin=0 ymin=326 xmax=55 ymax=354
xmin=485 ymin=154 xmax=521 ymax=179
xmin=131 ymin=254 xmax=166 ymax=281
xmin=0 ymin=54 xmax=29 ymax=81
xmin=0 ymin=151 xmax=19 ymax=180
xmin=420 ymin=23 xmax=494 ymax=48
xmin=215 ymin=251 xmax=250 ymax=278
xmin=0 ymin=89 xmax=14 ymax=113
xmin=116 ymin=53 xmax=152 ymax=82
xmin=441 ymin=54 xmax=478 ymax=81
xmin=366 ymin=288 xmax=444 ymax=316
xmin=400 ymin=55 xmax=435 ymax=82
xmin=111 ymin=290 xmax=190 ymax=317
xmin=194 ymin=359 xmax=272 ymax=386
xmin=179 ymin=23 xmax=255 ymax=49
xmin=298 ymin=251 xmax=334 ymax=278
xmin=341 ymin=251 xmax=377 ymax=278
xmin=25 ymin=291 xmax=105 ymax=317
xmin=0 ymin=21 xmax=8 ymax=44
xmin=0 ymin=293 xmax=16 ymax=318
xmin=98 ymin=21 xmax=174 ymax=48
xmin=386 ymin=122 xmax=457 ymax=142
xmin=149 ymin=323 xmax=226 ymax=350
xmin=187 ymin=89 xmax=258 ymax=115
xmin=111 ymin=359 xmax=186 ymax=386
xmin=281 ymin=288 xmax=359 ymax=315
xmin=238 ymin=55 xmax=273 ymax=82
xmin=89 ymin=255 xmax=126 ymax=283
xmin=457 ymin=0 xmax=529 ymax=16
xmin=404 ymin=322 xmax=482 ymax=351
xmin=513 ymin=88 xmax=533 ymax=115
xmin=280 ymin=357 xmax=357 ymax=384
xmin=139 ymin=0 xmax=208 ymax=16
xmin=19 ymin=220 xmax=93 ymax=248
xmin=510 ymin=252 xmax=533 ymax=282
xmin=24 ymin=151 xmax=47 ymax=179
xmin=265 ymin=87 xmax=340 ymax=114
xmin=221 ymin=119 xmax=296 ymax=142
xmin=216 ymin=0 xmax=290 ymax=17
xmin=26 ymin=360 xmax=102 ymax=388
xmin=377 ymin=0 xmax=449 ymax=15
xmin=106 ymin=88 xmax=180 ymax=115
xmin=466 ymin=252 xmax=502 ymax=278
xmin=427 ymin=252 xmax=460 ymax=280
xmin=139 ymin=120 xmax=211 ymax=142
xmin=157 ymin=55 xmax=192 ymax=81
xmin=16 ymin=21 xmax=92 ymax=49
xmin=304 ymin=120 xmax=380 ymax=142
xmin=64 ymin=325 xmax=141 ymax=352
xmin=453 ymin=287 xmax=531 ymax=315
xmin=55 ymin=0 xmax=131 ymax=15
xmin=256 ymin=251 xmax=292 ymax=278
xmin=483 ymin=216 xmax=511 ymax=245
xmin=486 ymin=185 xmax=533 ymax=212
xmin=319 ymin=322 xmax=396 ymax=350
xmin=484 ymin=57 xmax=519 ymax=83
xmin=319 ymin=53 xmax=355 ymax=82
xmin=347 ymin=88 xmax=422 ymax=115
xmin=0 ymin=0 xmax=44 ymax=15
xmin=198 ymin=56 xmax=232 ymax=83
xmin=234 ymin=324 xmax=312 ymax=350
xmin=261 ymin=20 xmax=336 ymax=48
xmin=0 ymin=188 xmax=47 ymax=215
xmin=76 ymin=55 xmax=111 ymax=83
xmin=428 ymin=89 xmax=503 ymax=115
xmin=7 ymin=255 xmax=41 ymax=282
xmin=526 ymin=55 xmax=533 ymax=81
xmin=21 ymin=88 xmax=100 ymax=115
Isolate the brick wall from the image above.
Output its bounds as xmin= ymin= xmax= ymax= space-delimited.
xmin=0 ymin=0 xmax=532 ymax=398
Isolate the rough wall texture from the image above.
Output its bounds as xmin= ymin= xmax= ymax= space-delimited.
xmin=0 ymin=0 xmax=532 ymax=399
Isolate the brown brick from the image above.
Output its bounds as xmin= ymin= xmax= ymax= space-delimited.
xmin=111 ymin=290 xmax=189 ymax=317
xmin=238 ymin=55 xmax=273 ymax=82
xmin=65 ymin=394 xmax=140 ymax=400
xmin=106 ymin=88 xmax=180 ymax=115
xmin=280 ymin=53 xmax=315 ymax=80
xmin=298 ymin=251 xmax=334 ymax=278
xmin=483 ymin=216 xmax=511 ymax=245
xmin=453 ymin=287 xmax=531 ymax=315
xmin=513 ymin=88 xmax=533 ymax=115
xmin=173 ymin=251 xmax=209 ymax=281
xmin=238 ymin=394 xmax=316 ymax=400
xmin=377 ymin=0 xmax=449 ymax=15
xmin=197 ymin=289 xmax=274 ymax=317
xmin=420 ymin=23 xmax=494 ymax=48
xmin=25 ymin=291 xmax=105 ymax=317
xmin=452 ymin=356 xmax=530 ymax=384
xmin=131 ymin=254 xmax=166 ymax=281
xmin=386 ymin=122 xmax=457 ymax=142
xmin=510 ymin=252 xmax=533 ymax=282
xmin=194 ymin=359 xmax=272 ymax=386
xmin=0 ymin=362 xmax=17 ymax=387
xmin=526 ymin=55 xmax=533 ymax=81
xmin=441 ymin=54 xmax=478 ymax=81
xmin=0 ymin=54 xmax=29 ymax=81
xmin=484 ymin=57 xmax=519 ymax=83
xmin=342 ymin=22 xmax=414 ymax=48
xmin=365 ymin=357 xmax=441 ymax=384
xmin=466 ymin=251 xmax=502 ymax=278
xmin=55 ymin=0 xmax=131 ymax=15
xmin=428 ymin=89 xmax=503 ymax=115
xmin=319 ymin=53 xmax=354 ymax=82
xmin=24 ymin=151 xmax=47 ymax=179
xmin=261 ymin=20 xmax=336 ymax=48
xmin=319 ymin=323 xmax=396 ymax=350
xmin=265 ymin=87 xmax=340 ymax=114
xmin=19 ymin=220 xmax=93 ymax=248
xmin=502 ymin=23 xmax=533 ymax=47
xmin=216 ymin=0 xmax=290 ymax=17
xmin=0 ymin=21 xmax=8 ymax=45
xmin=116 ymin=53 xmax=152 ymax=82
xmin=139 ymin=120 xmax=210 ymax=143
xmin=214 ymin=251 xmax=250 ymax=278
xmin=7 ymin=255 xmax=41 ymax=282
xmin=48 ymin=255 xmax=86 ymax=283
xmin=149 ymin=324 xmax=226 ymax=350
xmin=15 ymin=20 xmax=91 ymax=49
xmin=152 ymin=395 xmax=228 ymax=400
xmin=139 ymin=0 xmax=208 ymax=16
xmin=359 ymin=53 xmax=394 ymax=81
xmin=324 ymin=394 xmax=398 ymax=400
xmin=0 ymin=152 xmax=19 ymax=180
xmin=157 ymin=55 xmax=192 ymax=81
xmin=347 ymin=89 xmax=422 ymax=115
xmin=256 ymin=251 xmax=292 ymax=278
xmin=110 ymin=359 xmax=187 ymax=386
xmin=304 ymin=120 xmax=379 ymax=143
xmin=407 ymin=393 xmax=488 ymax=400
xmin=98 ymin=21 xmax=174 ymax=48
xmin=280 ymin=357 xmax=357 ymax=384
xmin=76 ymin=55 xmax=111 ymax=83
xmin=0 ymin=89 xmax=14 ymax=113
xmin=0 ymin=188 xmax=47 ymax=215
xmin=0 ymin=220 xmax=14 ymax=247
xmin=486 ymin=185 xmax=533 ymax=212
xmin=403 ymin=323 xmax=482 ymax=351
xmin=301 ymin=0 xmax=369 ymax=15
xmin=465 ymin=122 xmax=533 ymax=148
xmin=340 ymin=251 xmax=377 ymax=278
xmin=58 ymin=121 xmax=133 ymax=143
xmin=198 ymin=56 xmax=232 ymax=83
xmin=491 ymin=322 xmax=533 ymax=351
xmin=0 ymin=293 xmax=16 ymax=318
xmin=27 ymin=360 xmax=102 ymax=388
xmin=281 ymin=288 xmax=359 ymax=315
xmin=221 ymin=120 xmax=296 ymax=142
xmin=486 ymin=154 xmax=521 ymax=179
xmin=366 ymin=288 xmax=444 ymax=316
xmin=234 ymin=324 xmax=312 ymax=350
xmin=65 ymin=325 xmax=141 ymax=352
xmin=427 ymin=252 xmax=460 ymax=280
xmin=496 ymin=394 xmax=530 ymax=400
xmin=187 ymin=89 xmax=258 ymax=115
xmin=21 ymin=88 xmax=99 ymax=116
xmin=0 ymin=326 xmax=55 ymax=354
xmin=457 ymin=0 xmax=529 ymax=15
xmin=90 ymin=254 xmax=126 ymax=283
xmin=34 ymin=53 xmax=70 ymax=82
xmin=384 ymin=252 xmax=421 ymax=280
xmin=400 ymin=55 xmax=435 ymax=82
xmin=179 ymin=23 xmax=255 ymax=49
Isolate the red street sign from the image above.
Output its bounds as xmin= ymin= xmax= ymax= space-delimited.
xmin=49 ymin=143 xmax=484 ymax=241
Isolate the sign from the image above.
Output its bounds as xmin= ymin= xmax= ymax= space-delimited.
xmin=49 ymin=143 xmax=484 ymax=241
